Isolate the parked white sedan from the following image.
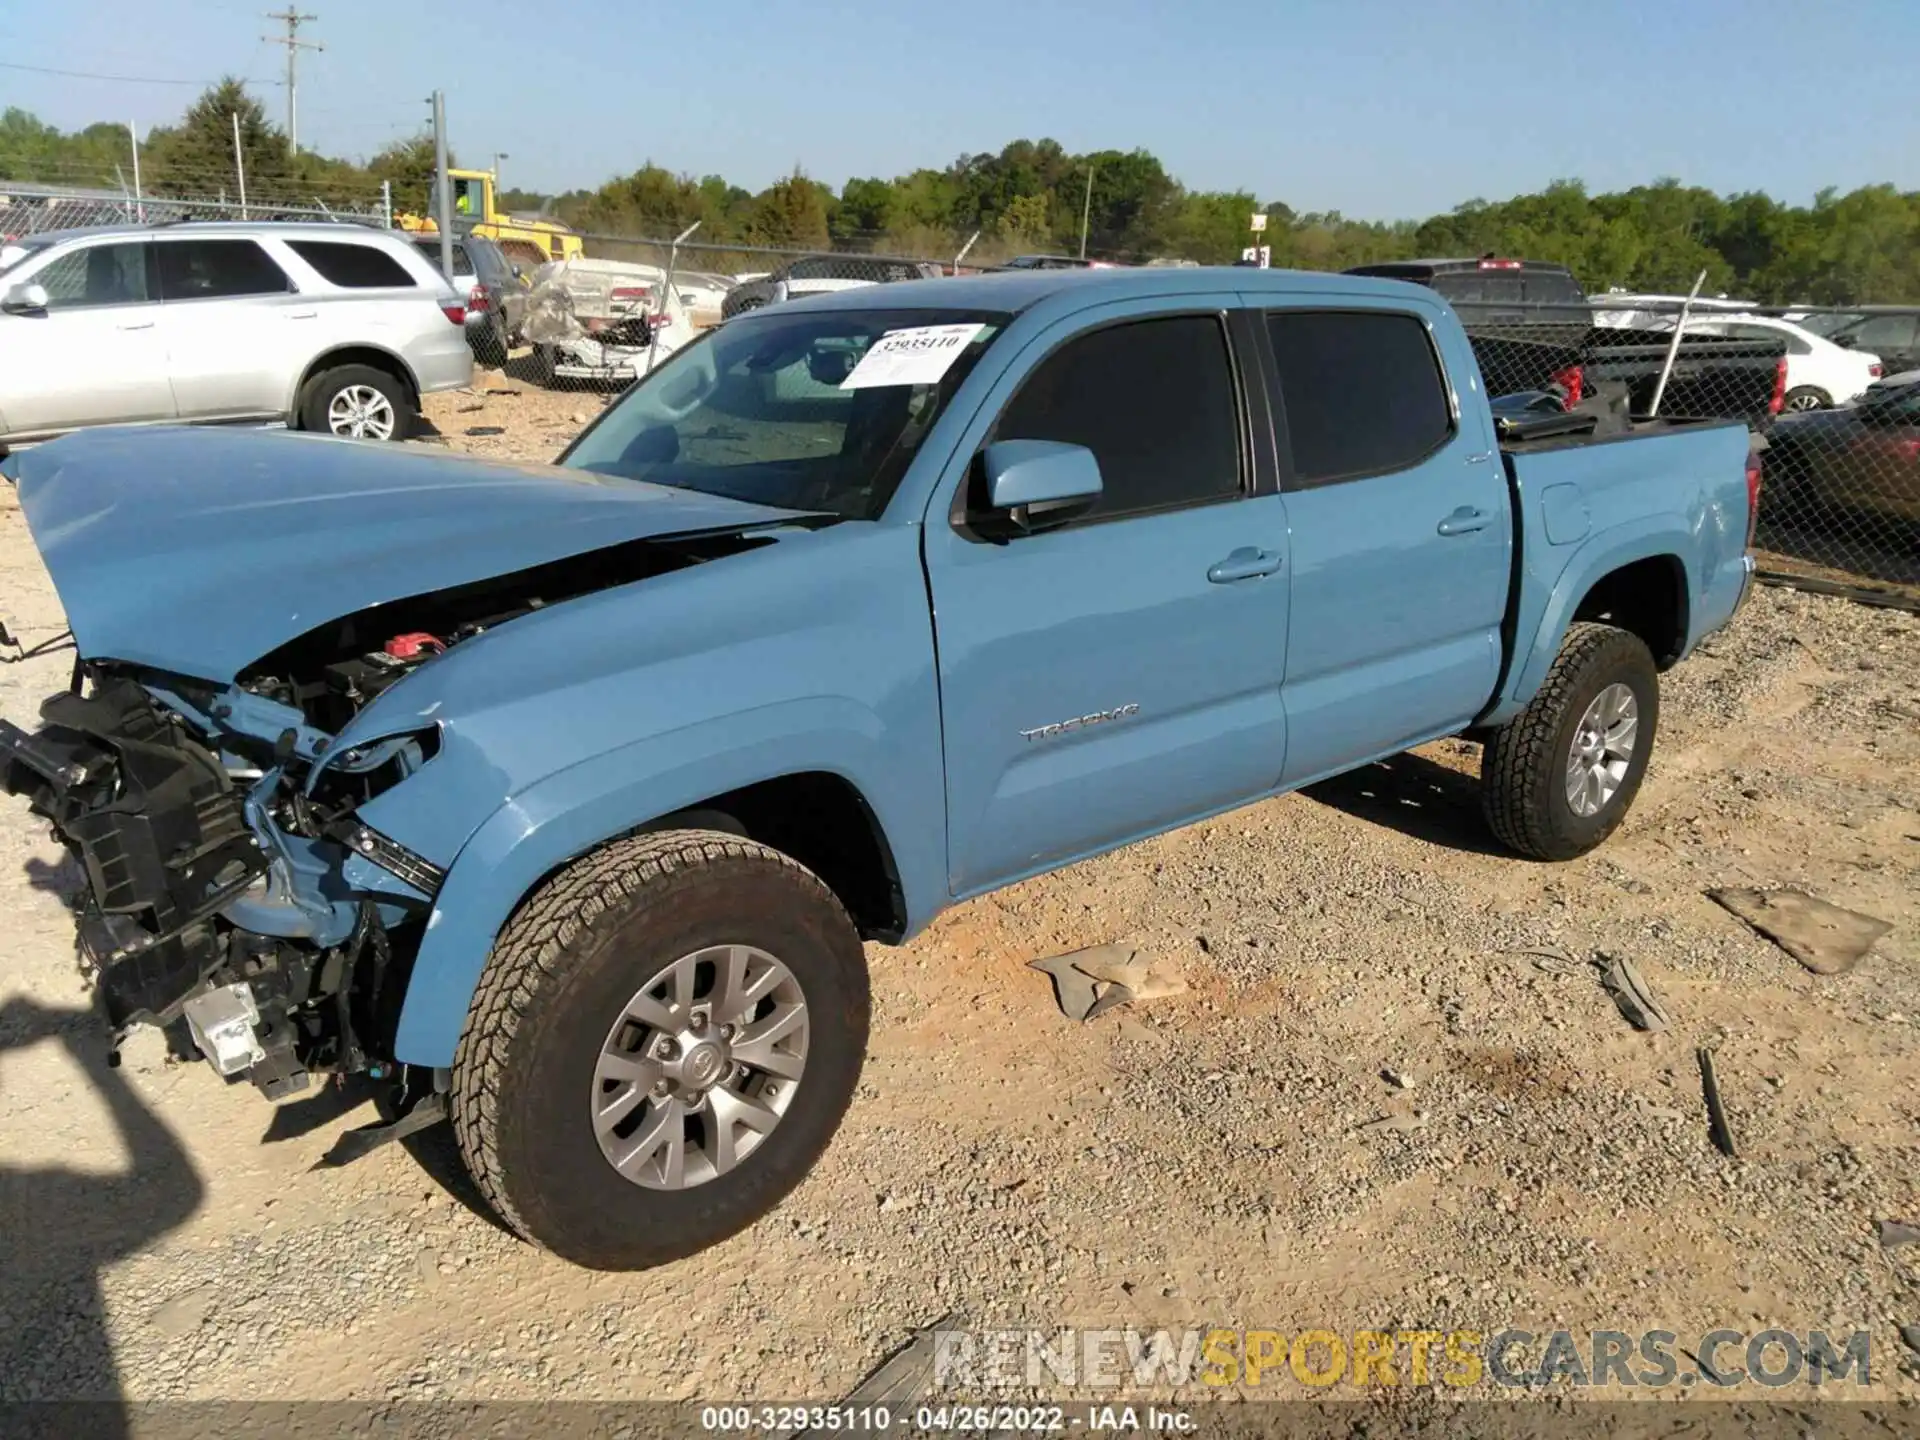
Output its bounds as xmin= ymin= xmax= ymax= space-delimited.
xmin=1667 ymin=314 xmax=1881 ymax=411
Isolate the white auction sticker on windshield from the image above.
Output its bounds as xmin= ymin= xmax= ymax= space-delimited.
xmin=839 ymin=323 xmax=985 ymax=389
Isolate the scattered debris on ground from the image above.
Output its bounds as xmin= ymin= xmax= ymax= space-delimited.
xmin=1708 ymin=886 xmax=1894 ymax=975
xmin=1598 ymin=953 xmax=1672 ymax=1032
xmin=1028 ymin=944 xmax=1186 ymax=1021
xmin=1697 ymin=1046 xmax=1739 ymax=1158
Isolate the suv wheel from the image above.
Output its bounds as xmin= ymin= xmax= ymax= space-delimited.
xmin=302 ymin=364 xmax=413 ymax=442
xmin=451 ymin=830 xmax=870 ymax=1270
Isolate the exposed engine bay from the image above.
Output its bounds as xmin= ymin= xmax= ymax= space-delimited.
xmin=0 ymin=528 xmax=770 ymax=1120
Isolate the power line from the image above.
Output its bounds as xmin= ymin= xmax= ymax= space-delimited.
xmin=261 ymin=9 xmax=321 ymax=152
xmin=0 ymin=59 xmax=278 ymax=87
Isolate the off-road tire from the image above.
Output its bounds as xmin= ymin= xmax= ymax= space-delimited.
xmin=1481 ymin=622 xmax=1659 ymax=861
xmin=298 ymin=363 xmax=414 ymax=442
xmin=451 ymin=830 xmax=869 ymax=1270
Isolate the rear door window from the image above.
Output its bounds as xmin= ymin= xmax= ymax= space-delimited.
xmin=990 ymin=314 xmax=1244 ymax=523
xmin=288 ymin=240 xmax=418 ymax=288
xmin=1265 ymin=310 xmax=1454 ymax=486
xmin=155 ymin=239 xmax=292 ymax=300
xmin=34 ymin=242 xmax=152 ymax=309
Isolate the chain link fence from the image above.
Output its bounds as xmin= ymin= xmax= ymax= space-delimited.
xmin=0 ymin=181 xmax=388 ymax=241
xmin=1 ymin=179 xmax=1912 ymax=604
xmin=1457 ymin=299 xmax=1918 ymax=603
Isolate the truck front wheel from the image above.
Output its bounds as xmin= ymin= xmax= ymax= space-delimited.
xmin=1480 ymin=622 xmax=1659 ymax=861
xmin=451 ymin=830 xmax=870 ymax=1270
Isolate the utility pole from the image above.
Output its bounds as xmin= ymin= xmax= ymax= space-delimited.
xmin=262 ymin=9 xmax=322 ymax=153
xmin=430 ymin=90 xmax=454 ymax=283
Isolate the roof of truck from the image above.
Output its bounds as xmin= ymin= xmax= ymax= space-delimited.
xmin=784 ymin=265 xmax=1430 ymax=316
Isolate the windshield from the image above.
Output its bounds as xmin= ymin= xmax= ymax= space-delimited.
xmin=560 ymin=307 xmax=1007 ymax=520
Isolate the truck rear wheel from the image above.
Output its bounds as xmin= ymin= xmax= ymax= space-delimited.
xmin=1480 ymin=622 xmax=1659 ymax=861
xmin=451 ymin=830 xmax=869 ymax=1270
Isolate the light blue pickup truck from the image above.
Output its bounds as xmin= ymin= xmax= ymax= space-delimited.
xmin=1 ymin=267 xmax=1756 ymax=1269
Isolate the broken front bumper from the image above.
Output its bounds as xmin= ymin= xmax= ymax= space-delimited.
xmin=0 ymin=679 xmax=268 ymax=1028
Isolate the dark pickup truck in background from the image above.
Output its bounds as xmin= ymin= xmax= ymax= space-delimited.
xmin=1348 ymin=257 xmax=1789 ymax=427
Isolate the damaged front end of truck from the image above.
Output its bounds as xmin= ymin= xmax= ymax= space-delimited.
xmin=0 ymin=426 xmax=808 ymax=1146
xmin=2 ymin=651 xmax=448 ymax=1107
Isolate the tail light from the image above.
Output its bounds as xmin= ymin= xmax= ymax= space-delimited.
xmin=1744 ymin=451 xmax=1762 ymax=549
xmin=1478 ymin=257 xmax=1522 ymax=269
xmin=1869 ymin=363 xmax=1883 ymax=377
xmin=1767 ymin=356 xmax=1787 ymax=416
xmin=1549 ymin=363 xmax=1584 ymax=408
xmin=609 ymin=286 xmax=652 ymax=309
xmin=466 ymin=284 xmax=490 ymax=314
xmin=440 ymin=302 xmax=466 ymax=326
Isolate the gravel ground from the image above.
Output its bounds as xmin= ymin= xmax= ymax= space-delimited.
xmin=0 ymin=398 xmax=1915 ymax=1411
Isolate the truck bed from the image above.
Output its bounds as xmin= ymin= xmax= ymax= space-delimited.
xmin=1467 ymin=324 xmax=1787 ymax=428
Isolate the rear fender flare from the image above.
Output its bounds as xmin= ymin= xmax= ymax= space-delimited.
xmin=390 ymin=701 xmax=923 ymax=1067
xmin=1483 ymin=518 xmax=1694 ymax=728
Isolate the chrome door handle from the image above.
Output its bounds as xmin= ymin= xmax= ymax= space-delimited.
xmin=1436 ymin=506 xmax=1491 ymax=536
xmin=1207 ymin=547 xmax=1284 ymax=583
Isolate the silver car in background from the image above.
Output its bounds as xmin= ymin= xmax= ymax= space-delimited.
xmin=0 ymin=221 xmax=473 ymax=443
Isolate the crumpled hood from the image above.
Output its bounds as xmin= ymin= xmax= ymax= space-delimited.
xmin=13 ymin=426 xmax=804 ymax=680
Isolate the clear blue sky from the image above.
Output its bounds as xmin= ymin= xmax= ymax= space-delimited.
xmin=4 ymin=0 xmax=1916 ymax=218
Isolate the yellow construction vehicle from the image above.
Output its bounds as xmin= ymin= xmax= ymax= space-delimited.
xmin=396 ymin=168 xmax=584 ymax=268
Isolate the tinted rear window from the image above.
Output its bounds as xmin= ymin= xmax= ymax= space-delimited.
xmin=1266 ymin=310 xmax=1453 ymax=485
xmin=290 ymin=240 xmax=418 ymax=288
xmin=413 ymin=240 xmax=472 ymax=274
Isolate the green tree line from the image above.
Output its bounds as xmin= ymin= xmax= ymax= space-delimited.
xmin=5 ymin=81 xmax=1918 ymax=301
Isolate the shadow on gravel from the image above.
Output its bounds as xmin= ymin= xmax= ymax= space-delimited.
xmin=263 ymin=1072 xmax=509 ymax=1237
xmin=258 ymin=1075 xmax=375 ymax=1144
xmin=397 ymin=1124 xmax=508 ymax=1236
xmin=0 ymin=999 xmax=203 ymax=1423
xmin=1302 ymin=749 xmax=1511 ymax=857
xmin=21 ymin=855 xmax=85 ymax=898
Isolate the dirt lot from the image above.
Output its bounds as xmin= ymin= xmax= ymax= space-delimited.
xmin=1 ymin=392 xmax=1916 ymax=1411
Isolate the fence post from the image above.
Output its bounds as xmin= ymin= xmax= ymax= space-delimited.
xmin=381 ymin=180 xmax=392 ymax=230
xmin=646 ymin=220 xmax=702 ymax=378
xmin=953 ymin=230 xmax=980 ymax=275
xmin=431 ymin=90 xmax=454 ymax=283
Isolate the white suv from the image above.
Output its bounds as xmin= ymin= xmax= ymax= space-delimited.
xmin=0 ymin=221 xmax=473 ymax=444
